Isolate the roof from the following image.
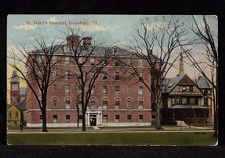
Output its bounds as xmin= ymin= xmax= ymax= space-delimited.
xmin=162 ymin=74 xmax=185 ymax=93
xmin=17 ymin=99 xmax=26 ymax=111
xmin=169 ymin=105 xmax=210 ymax=109
xmin=31 ymin=44 xmax=136 ymax=58
xmin=11 ymin=70 xmax=19 ymax=83
xmin=19 ymin=88 xmax=26 ymax=95
xmin=194 ymin=76 xmax=212 ymax=89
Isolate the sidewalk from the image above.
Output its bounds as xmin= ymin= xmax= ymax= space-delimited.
xmin=7 ymin=125 xmax=214 ymax=133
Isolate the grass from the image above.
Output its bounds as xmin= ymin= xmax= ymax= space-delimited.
xmin=7 ymin=132 xmax=216 ymax=146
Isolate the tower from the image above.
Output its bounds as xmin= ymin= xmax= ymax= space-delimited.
xmin=10 ymin=70 xmax=20 ymax=105
xmin=179 ymin=52 xmax=184 ymax=76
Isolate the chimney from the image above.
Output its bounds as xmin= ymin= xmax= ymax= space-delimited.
xmin=147 ymin=49 xmax=153 ymax=56
xmin=82 ymin=36 xmax=92 ymax=48
xmin=66 ymin=35 xmax=81 ymax=47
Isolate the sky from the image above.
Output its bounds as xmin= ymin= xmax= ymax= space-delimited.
xmin=7 ymin=15 xmax=218 ymax=102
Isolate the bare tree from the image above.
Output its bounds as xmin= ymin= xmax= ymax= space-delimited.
xmin=129 ymin=16 xmax=192 ymax=130
xmin=8 ymin=35 xmax=64 ymax=132
xmin=63 ymin=31 xmax=113 ymax=131
xmin=184 ymin=15 xmax=218 ymax=137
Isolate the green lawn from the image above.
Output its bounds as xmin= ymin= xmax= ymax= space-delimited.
xmin=7 ymin=132 xmax=217 ymax=146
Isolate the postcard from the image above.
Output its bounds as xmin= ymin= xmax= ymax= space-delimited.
xmin=6 ymin=14 xmax=217 ymax=145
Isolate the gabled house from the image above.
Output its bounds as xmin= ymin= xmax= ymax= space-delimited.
xmin=161 ymin=53 xmax=212 ymax=125
xmin=8 ymin=70 xmax=27 ymax=127
xmin=7 ymin=99 xmax=27 ymax=127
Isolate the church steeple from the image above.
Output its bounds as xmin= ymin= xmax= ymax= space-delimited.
xmin=10 ymin=70 xmax=20 ymax=105
xmin=179 ymin=52 xmax=184 ymax=76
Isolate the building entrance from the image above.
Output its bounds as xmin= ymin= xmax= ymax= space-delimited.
xmin=89 ymin=114 xmax=97 ymax=126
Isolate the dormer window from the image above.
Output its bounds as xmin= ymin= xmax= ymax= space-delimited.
xmin=90 ymin=58 xmax=95 ymax=65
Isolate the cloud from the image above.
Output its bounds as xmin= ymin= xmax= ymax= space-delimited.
xmin=72 ymin=23 xmax=119 ymax=32
xmin=144 ymin=22 xmax=167 ymax=31
xmin=13 ymin=23 xmax=38 ymax=31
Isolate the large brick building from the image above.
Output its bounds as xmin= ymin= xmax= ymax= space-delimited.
xmin=26 ymin=35 xmax=153 ymax=127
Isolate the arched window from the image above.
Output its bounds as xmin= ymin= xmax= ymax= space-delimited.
xmin=52 ymin=97 xmax=57 ymax=108
xmin=102 ymin=98 xmax=108 ymax=109
xmin=90 ymin=97 xmax=96 ymax=109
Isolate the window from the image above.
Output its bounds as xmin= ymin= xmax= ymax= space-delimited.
xmin=103 ymin=115 xmax=108 ymax=123
xmin=172 ymin=98 xmax=175 ymax=105
xmin=103 ymin=86 xmax=108 ymax=94
xmin=53 ymin=115 xmax=58 ymax=123
xmin=63 ymin=46 xmax=68 ymax=53
xmin=8 ymin=111 xmax=11 ymax=119
xmin=175 ymin=97 xmax=180 ymax=104
xmin=40 ymin=115 xmax=43 ymax=123
xmin=182 ymin=98 xmax=187 ymax=104
xmin=12 ymin=96 xmax=17 ymax=103
xmin=139 ymin=73 xmax=143 ymax=80
xmin=115 ymin=72 xmax=120 ymax=80
xmin=127 ymin=86 xmax=131 ymax=93
xmin=127 ymin=115 xmax=132 ymax=122
xmin=115 ymin=100 xmax=120 ymax=109
xmin=115 ymin=115 xmax=120 ymax=122
xmin=65 ymin=71 xmax=71 ymax=79
xmin=180 ymin=86 xmax=193 ymax=92
xmin=52 ymin=97 xmax=57 ymax=108
xmin=139 ymin=100 xmax=144 ymax=109
xmin=90 ymin=72 xmax=94 ymax=79
xmin=103 ymin=100 xmax=108 ymax=109
xmin=115 ymin=86 xmax=120 ymax=94
xmin=52 ymin=84 xmax=57 ymax=91
xmin=78 ymin=57 xmax=83 ymax=64
xmin=52 ymin=56 xmax=57 ymax=63
xmin=127 ymin=72 xmax=132 ymax=80
xmin=90 ymin=58 xmax=95 ymax=65
xmin=65 ymin=85 xmax=70 ymax=93
xmin=102 ymin=74 xmax=108 ymax=80
xmin=115 ymin=57 xmax=119 ymax=66
xmin=138 ymin=59 xmax=143 ymax=67
xmin=66 ymin=115 xmax=70 ymax=123
xmin=77 ymin=72 xmax=82 ymax=79
xmin=139 ymin=115 xmax=144 ymax=122
xmin=90 ymin=100 xmax=96 ymax=109
xmin=52 ymin=71 xmax=57 ymax=78
xmin=38 ymin=96 xmax=42 ymax=105
xmin=65 ymin=98 xmax=70 ymax=109
xmin=127 ymin=98 xmax=132 ymax=108
xmin=12 ymin=84 xmax=18 ymax=91
xmin=65 ymin=57 xmax=70 ymax=65
xmin=204 ymin=98 xmax=208 ymax=106
xmin=126 ymin=58 xmax=130 ymax=66
xmin=138 ymin=86 xmax=143 ymax=95
xmin=77 ymin=85 xmax=82 ymax=93
xmin=190 ymin=98 xmax=196 ymax=104
xmin=91 ymin=86 xmax=95 ymax=95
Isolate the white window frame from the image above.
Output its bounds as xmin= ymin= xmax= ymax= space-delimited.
xmin=138 ymin=59 xmax=143 ymax=67
xmin=138 ymin=86 xmax=143 ymax=95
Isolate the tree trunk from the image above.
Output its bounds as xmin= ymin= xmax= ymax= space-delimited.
xmin=155 ymin=92 xmax=162 ymax=130
xmin=42 ymin=108 xmax=48 ymax=132
xmin=213 ymin=110 xmax=217 ymax=137
xmin=82 ymin=111 xmax=86 ymax=131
